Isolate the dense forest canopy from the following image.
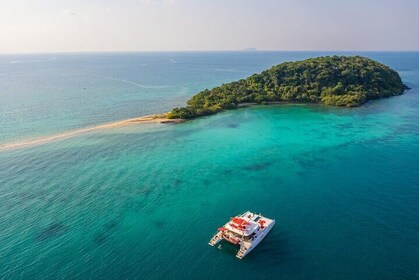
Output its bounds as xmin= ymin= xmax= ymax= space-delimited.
xmin=167 ymin=56 xmax=407 ymax=119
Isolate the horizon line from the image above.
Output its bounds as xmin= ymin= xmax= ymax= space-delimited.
xmin=1 ymin=49 xmax=419 ymax=55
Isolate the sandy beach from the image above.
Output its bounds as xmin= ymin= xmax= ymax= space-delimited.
xmin=0 ymin=113 xmax=184 ymax=151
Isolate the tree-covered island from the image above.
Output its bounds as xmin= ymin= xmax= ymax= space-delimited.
xmin=167 ymin=56 xmax=407 ymax=119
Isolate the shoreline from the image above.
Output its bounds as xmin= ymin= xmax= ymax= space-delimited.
xmin=0 ymin=97 xmax=400 ymax=152
xmin=0 ymin=113 xmax=184 ymax=152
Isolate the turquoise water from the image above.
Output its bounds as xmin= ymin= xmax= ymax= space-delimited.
xmin=0 ymin=51 xmax=287 ymax=143
xmin=0 ymin=52 xmax=418 ymax=279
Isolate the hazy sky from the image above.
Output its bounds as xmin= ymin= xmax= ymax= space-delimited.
xmin=0 ymin=0 xmax=418 ymax=53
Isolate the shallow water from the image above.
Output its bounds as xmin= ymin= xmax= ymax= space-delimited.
xmin=0 ymin=52 xmax=418 ymax=279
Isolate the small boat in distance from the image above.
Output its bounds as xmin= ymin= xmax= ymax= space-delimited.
xmin=209 ymin=211 xmax=275 ymax=259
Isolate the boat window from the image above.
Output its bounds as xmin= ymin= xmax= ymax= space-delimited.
xmin=253 ymin=216 xmax=261 ymax=222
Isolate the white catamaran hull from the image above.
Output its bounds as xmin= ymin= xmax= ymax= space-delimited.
xmin=236 ymin=220 xmax=275 ymax=259
xmin=209 ymin=231 xmax=223 ymax=246
xmin=209 ymin=211 xmax=276 ymax=259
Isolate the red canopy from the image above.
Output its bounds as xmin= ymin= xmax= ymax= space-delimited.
xmin=231 ymin=217 xmax=250 ymax=227
xmin=218 ymin=227 xmax=227 ymax=231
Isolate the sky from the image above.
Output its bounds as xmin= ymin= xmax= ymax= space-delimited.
xmin=0 ymin=0 xmax=418 ymax=53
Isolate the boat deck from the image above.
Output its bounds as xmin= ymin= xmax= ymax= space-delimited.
xmin=209 ymin=211 xmax=275 ymax=258
xmin=237 ymin=211 xmax=275 ymax=233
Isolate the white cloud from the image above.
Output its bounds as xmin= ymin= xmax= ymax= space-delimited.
xmin=100 ymin=7 xmax=112 ymax=12
xmin=63 ymin=9 xmax=78 ymax=16
xmin=141 ymin=0 xmax=176 ymax=4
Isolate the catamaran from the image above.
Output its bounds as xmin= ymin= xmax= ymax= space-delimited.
xmin=209 ymin=211 xmax=275 ymax=259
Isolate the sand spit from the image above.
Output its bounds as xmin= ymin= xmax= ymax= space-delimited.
xmin=0 ymin=114 xmax=184 ymax=152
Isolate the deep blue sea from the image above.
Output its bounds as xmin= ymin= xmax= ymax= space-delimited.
xmin=0 ymin=52 xmax=418 ymax=279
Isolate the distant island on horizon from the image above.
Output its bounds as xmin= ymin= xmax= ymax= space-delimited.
xmin=168 ymin=56 xmax=408 ymax=119
xmin=242 ymin=48 xmax=258 ymax=52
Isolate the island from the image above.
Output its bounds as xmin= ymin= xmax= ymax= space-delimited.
xmin=1 ymin=56 xmax=409 ymax=151
xmin=167 ymin=56 xmax=408 ymax=119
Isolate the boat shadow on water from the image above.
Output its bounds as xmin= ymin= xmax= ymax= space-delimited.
xmin=214 ymin=220 xmax=295 ymax=266
xmin=247 ymin=231 xmax=291 ymax=264
xmin=211 ymin=227 xmax=289 ymax=264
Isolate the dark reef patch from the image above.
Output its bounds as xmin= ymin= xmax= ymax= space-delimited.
xmin=95 ymin=232 xmax=107 ymax=245
xmin=104 ymin=219 xmax=119 ymax=230
xmin=36 ymin=223 xmax=68 ymax=241
xmin=243 ymin=162 xmax=272 ymax=171
xmin=135 ymin=186 xmax=152 ymax=196
xmin=336 ymin=123 xmax=355 ymax=130
xmin=94 ymin=218 xmax=121 ymax=245
xmin=294 ymin=151 xmax=327 ymax=169
xmin=174 ymin=179 xmax=183 ymax=187
xmin=12 ymin=190 xmax=48 ymax=202
xmin=226 ymin=123 xmax=239 ymax=128
xmin=153 ymin=220 xmax=165 ymax=229
xmin=222 ymin=169 xmax=233 ymax=175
